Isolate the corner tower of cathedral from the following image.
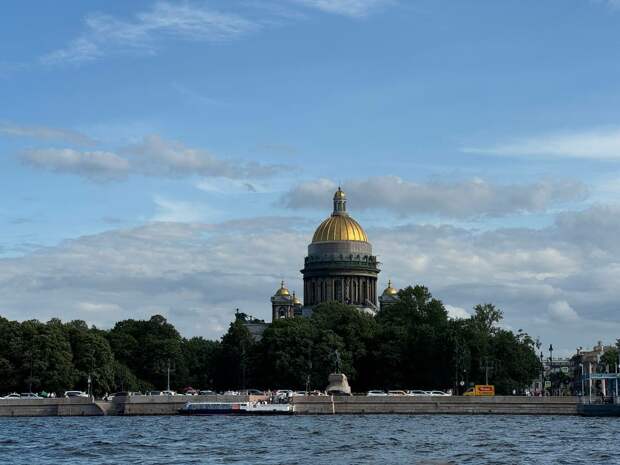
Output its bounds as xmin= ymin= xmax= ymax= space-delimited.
xmin=301 ymin=187 xmax=380 ymax=313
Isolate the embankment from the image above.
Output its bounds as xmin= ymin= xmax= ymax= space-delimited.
xmin=0 ymin=395 xmax=578 ymax=417
xmin=291 ymin=395 xmax=578 ymax=415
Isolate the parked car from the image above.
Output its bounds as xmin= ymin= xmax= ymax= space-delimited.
xmin=366 ymin=390 xmax=388 ymax=396
xmin=64 ymin=390 xmax=88 ymax=398
xmin=428 ymin=390 xmax=451 ymax=396
xmin=240 ymin=389 xmax=264 ymax=395
xmin=406 ymin=390 xmax=430 ymax=396
xmin=20 ymin=392 xmax=41 ymax=399
xmin=223 ymin=390 xmax=240 ymax=396
xmin=308 ymin=390 xmax=327 ymax=396
xmin=2 ymin=393 xmax=20 ymax=399
xmin=387 ymin=390 xmax=407 ymax=396
xmin=161 ymin=390 xmax=177 ymax=396
xmin=274 ymin=389 xmax=293 ymax=397
xmin=292 ymin=391 xmax=308 ymax=397
xmin=109 ymin=391 xmax=131 ymax=400
xmin=198 ymin=390 xmax=216 ymax=396
xmin=146 ymin=391 xmax=163 ymax=396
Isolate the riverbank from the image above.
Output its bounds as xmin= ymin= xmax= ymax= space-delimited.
xmin=0 ymin=395 xmax=578 ymax=417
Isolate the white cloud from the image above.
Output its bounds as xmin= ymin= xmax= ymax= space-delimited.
xmin=445 ymin=304 xmax=470 ymax=320
xmin=292 ymin=0 xmax=393 ymax=17
xmin=548 ymin=300 xmax=579 ymax=323
xmin=19 ymin=148 xmax=130 ymax=181
xmin=41 ymin=2 xmax=258 ymax=65
xmin=283 ymin=176 xmax=587 ymax=218
xmin=18 ymin=135 xmax=286 ymax=181
xmin=125 ymin=134 xmax=285 ymax=179
xmin=0 ymin=122 xmax=97 ymax=146
xmin=464 ymin=127 xmax=620 ymax=160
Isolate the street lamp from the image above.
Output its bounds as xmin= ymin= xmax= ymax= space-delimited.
xmin=540 ymin=351 xmax=544 ymax=397
xmin=548 ymin=344 xmax=554 ymax=396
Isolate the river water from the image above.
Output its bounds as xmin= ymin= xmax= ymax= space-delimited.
xmin=0 ymin=415 xmax=617 ymax=465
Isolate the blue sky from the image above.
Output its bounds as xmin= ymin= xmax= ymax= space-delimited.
xmin=3 ymin=0 xmax=620 ymax=354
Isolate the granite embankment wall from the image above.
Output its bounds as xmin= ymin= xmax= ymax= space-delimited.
xmin=0 ymin=395 xmax=579 ymax=417
xmin=291 ymin=396 xmax=579 ymax=415
xmin=0 ymin=395 xmax=256 ymax=417
xmin=0 ymin=397 xmax=105 ymax=417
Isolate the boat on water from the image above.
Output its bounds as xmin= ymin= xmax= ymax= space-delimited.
xmin=578 ymin=403 xmax=620 ymax=417
xmin=179 ymin=401 xmax=294 ymax=415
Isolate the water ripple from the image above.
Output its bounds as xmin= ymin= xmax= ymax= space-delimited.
xmin=0 ymin=415 xmax=618 ymax=465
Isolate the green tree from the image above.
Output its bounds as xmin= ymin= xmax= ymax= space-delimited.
xmin=215 ymin=317 xmax=256 ymax=390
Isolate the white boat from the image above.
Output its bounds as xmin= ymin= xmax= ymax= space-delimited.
xmin=179 ymin=401 xmax=294 ymax=415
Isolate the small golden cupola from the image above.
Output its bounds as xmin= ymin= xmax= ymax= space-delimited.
xmin=311 ymin=187 xmax=368 ymax=243
xmin=382 ymin=280 xmax=398 ymax=296
xmin=379 ymin=280 xmax=399 ymax=311
xmin=274 ymin=280 xmax=290 ymax=296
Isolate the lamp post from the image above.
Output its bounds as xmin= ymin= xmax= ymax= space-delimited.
xmin=548 ymin=344 xmax=554 ymax=396
xmin=540 ymin=351 xmax=544 ymax=397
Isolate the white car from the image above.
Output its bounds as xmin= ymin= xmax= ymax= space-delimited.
xmin=387 ymin=390 xmax=407 ymax=396
xmin=366 ymin=390 xmax=388 ymax=396
xmin=223 ymin=390 xmax=240 ymax=396
xmin=427 ymin=390 xmax=451 ymax=396
xmin=2 ymin=393 xmax=20 ymax=399
xmin=407 ymin=390 xmax=430 ymax=396
xmin=291 ymin=391 xmax=307 ymax=396
xmin=274 ymin=390 xmax=293 ymax=398
xmin=20 ymin=392 xmax=41 ymax=399
xmin=64 ymin=390 xmax=88 ymax=398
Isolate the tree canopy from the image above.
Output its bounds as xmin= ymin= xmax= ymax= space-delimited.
xmin=0 ymin=284 xmax=544 ymax=395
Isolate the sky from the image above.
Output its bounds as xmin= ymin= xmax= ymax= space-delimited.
xmin=2 ymin=0 xmax=620 ymax=355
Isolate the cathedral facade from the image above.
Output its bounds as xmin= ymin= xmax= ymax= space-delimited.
xmin=271 ymin=188 xmax=399 ymax=321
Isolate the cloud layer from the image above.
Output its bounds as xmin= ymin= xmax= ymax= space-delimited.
xmin=42 ymin=0 xmax=392 ymax=64
xmin=19 ymin=135 xmax=286 ymax=181
xmin=464 ymin=127 xmax=620 ymax=160
xmin=42 ymin=2 xmax=257 ymax=65
xmin=2 ymin=205 xmax=620 ymax=351
xmin=292 ymin=0 xmax=393 ymax=17
xmin=0 ymin=122 xmax=96 ymax=146
xmin=283 ymin=176 xmax=588 ymax=218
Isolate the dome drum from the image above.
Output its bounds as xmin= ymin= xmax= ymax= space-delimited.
xmin=303 ymin=275 xmax=378 ymax=308
xmin=308 ymin=240 xmax=372 ymax=257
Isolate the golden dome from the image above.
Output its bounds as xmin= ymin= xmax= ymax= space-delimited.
xmin=292 ymin=293 xmax=301 ymax=305
xmin=311 ymin=187 xmax=368 ymax=243
xmin=312 ymin=215 xmax=368 ymax=242
xmin=382 ymin=280 xmax=398 ymax=296
xmin=275 ymin=280 xmax=290 ymax=296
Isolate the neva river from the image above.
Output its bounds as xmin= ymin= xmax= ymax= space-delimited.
xmin=0 ymin=415 xmax=617 ymax=465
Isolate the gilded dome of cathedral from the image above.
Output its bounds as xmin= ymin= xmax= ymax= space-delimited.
xmin=274 ymin=280 xmax=290 ymax=296
xmin=311 ymin=187 xmax=368 ymax=243
xmin=382 ymin=280 xmax=398 ymax=296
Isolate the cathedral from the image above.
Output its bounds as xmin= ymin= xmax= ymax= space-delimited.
xmin=271 ymin=187 xmax=399 ymax=321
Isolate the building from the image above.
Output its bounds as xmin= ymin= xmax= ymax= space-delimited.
xmin=271 ymin=281 xmax=302 ymax=320
xmin=270 ymin=187 xmax=399 ymax=320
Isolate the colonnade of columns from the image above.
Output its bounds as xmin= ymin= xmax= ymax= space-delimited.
xmin=304 ymin=276 xmax=377 ymax=306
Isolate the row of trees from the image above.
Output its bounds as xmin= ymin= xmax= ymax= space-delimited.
xmin=0 ymin=285 xmax=541 ymax=395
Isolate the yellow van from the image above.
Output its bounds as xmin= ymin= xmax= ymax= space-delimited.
xmin=463 ymin=385 xmax=495 ymax=396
